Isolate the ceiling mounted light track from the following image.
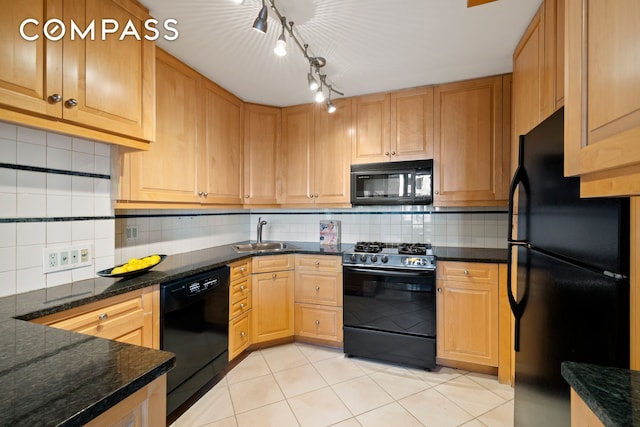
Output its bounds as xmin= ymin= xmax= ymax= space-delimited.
xmin=239 ymin=0 xmax=343 ymax=112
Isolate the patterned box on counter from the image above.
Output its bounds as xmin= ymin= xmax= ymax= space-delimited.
xmin=319 ymin=220 xmax=340 ymax=245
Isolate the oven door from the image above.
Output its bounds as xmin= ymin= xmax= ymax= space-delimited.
xmin=343 ymin=266 xmax=436 ymax=338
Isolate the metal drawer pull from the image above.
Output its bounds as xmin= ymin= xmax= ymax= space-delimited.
xmin=98 ymin=313 xmax=108 ymax=321
xmin=240 ymin=303 xmax=245 ymax=309
xmin=437 ymin=288 xmax=442 ymax=293
xmin=315 ymin=320 xmax=320 ymax=326
xmin=464 ymin=270 xmax=469 ymax=275
xmin=315 ymin=286 xmax=320 ymax=292
xmin=240 ymin=285 xmax=246 ymax=291
xmin=272 ymin=273 xmax=277 ymax=279
xmin=240 ymin=267 xmax=245 ymax=272
xmin=241 ymin=331 xmax=246 ymax=338
xmin=65 ymin=98 xmax=78 ymax=108
xmin=49 ymin=93 xmax=62 ymax=103
xmin=315 ymin=261 xmax=320 ymax=266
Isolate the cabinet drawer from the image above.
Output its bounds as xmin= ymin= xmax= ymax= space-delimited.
xmin=230 ymin=276 xmax=251 ymax=304
xmin=229 ymin=311 xmax=251 ymax=361
xmin=230 ymin=259 xmax=252 ymax=281
xmin=294 ymin=271 xmax=342 ymax=306
xmin=437 ymin=261 xmax=499 ymax=283
xmin=295 ymin=254 xmax=342 ymax=272
xmin=230 ymin=295 xmax=252 ymax=319
xmin=252 ymin=254 xmax=294 ymax=273
xmin=294 ymin=304 xmax=343 ymax=343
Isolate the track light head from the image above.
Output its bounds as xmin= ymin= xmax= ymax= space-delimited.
xmin=274 ymin=17 xmax=287 ymax=56
xmin=326 ymin=99 xmax=336 ymax=113
xmin=308 ymin=73 xmax=319 ymax=91
xmin=315 ymin=88 xmax=325 ymax=103
xmin=252 ymin=2 xmax=268 ymax=33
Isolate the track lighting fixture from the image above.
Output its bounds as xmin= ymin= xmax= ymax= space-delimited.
xmin=252 ymin=0 xmax=268 ymax=33
xmin=273 ymin=17 xmax=287 ymax=56
xmin=240 ymin=0 xmax=343 ymax=111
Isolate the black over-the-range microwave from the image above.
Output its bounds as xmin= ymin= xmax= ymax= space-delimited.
xmin=350 ymin=159 xmax=433 ymax=205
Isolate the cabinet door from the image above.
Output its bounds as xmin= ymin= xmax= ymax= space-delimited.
xmin=126 ymin=49 xmax=200 ymax=203
xmin=315 ymin=98 xmax=352 ymax=204
xmin=244 ymin=104 xmax=280 ymax=205
xmin=351 ymin=93 xmax=391 ymax=164
xmin=390 ymin=87 xmax=434 ymax=161
xmin=279 ymin=104 xmax=314 ymax=205
xmin=0 ymin=0 xmax=62 ymax=117
xmin=565 ymin=0 xmax=640 ymax=180
xmin=252 ymin=270 xmax=294 ymax=342
xmin=436 ymin=279 xmax=499 ymax=366
xmin=201 ymin=81 xmax=243 ymax=204
xmin=512 ymin=4 xmax=545 ymax=176
xmin=294 ymin=304 xmax=342 ymax=344
xmin=434 ymin=75 xmax=507 ymax=206
xmin=62 ymin=0 xmax=154 ymax=141
xmin=229 ymin=311 xmax=251 ymax=361
xmin=544 ymin=0 xmax=564 ymax=114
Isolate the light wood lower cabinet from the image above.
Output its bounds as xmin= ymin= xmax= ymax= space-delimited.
xmin=570 ymin=389 xmax=605 ymax=427
xmin=294 ymin=254 xmax=343 ymax=346
xmin=436 ymin=261 xmax=499 ymax=367
xmin=32 ymin=286 xmax=159 ymax=349
xmin=84 ymin=375 xmax=167 ymax=427
xmin=229 ymin=259 xmax=252 ymax=361
xmin=251 ymin=255 xmax=295 ymax=343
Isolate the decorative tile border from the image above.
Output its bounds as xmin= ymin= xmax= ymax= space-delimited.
xmin=0 ymin=162 xmax=110 ymax=180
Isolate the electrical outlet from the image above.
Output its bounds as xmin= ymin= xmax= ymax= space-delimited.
xmin=43 ymin=245 xmax=93 ymax=274
xmin=125 ymin=225 xmax=138 ymax=241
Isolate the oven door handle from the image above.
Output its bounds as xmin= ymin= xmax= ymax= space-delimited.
xmin=345 ymin=267 xmax=435 ymax=277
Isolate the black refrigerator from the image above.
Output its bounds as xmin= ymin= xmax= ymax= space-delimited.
xmin=507 ymin=108 xmax=630 ymax=426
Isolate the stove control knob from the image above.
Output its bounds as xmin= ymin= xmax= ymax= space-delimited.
xmin=360 ymin=254 xmax=368 ymax=262
xmin=381 ymin=255 xmax=389 ymax=263
xmin=371 ymin=255 xmax=378 ymax=263
xmin=350 ymin=254 xmax=357 ymax=263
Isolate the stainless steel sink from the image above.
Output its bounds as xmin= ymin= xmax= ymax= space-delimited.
xmin=232 ymin=242 xmax=298 ymax=253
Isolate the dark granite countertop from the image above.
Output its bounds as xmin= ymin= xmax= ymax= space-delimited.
xmin=433 ymin=246 xmax=508 ymax=263
xmin=562 ymin=361 xmax=640 ymax=427
xmin=0 ymin=241 xmax=349 ymax=426
xmin=0 ymin=240 xmax=506 ymax=426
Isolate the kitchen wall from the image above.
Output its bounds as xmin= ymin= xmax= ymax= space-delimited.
xmin=0 ymin=119 xmax=508 ymax=297
xmin=0 ymin=121 xmax=115 ymax=297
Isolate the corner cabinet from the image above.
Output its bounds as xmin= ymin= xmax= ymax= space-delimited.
xmin=351 ymin=87 xmax=434 ymax=164
xmin=0 ymin=0 xmax=154 ymax=148
xmin=251 ymin=255 xmax=295 ymax=343
xmin=436 ymin=261 xmax=499 ymax=368
xmin=118 ymin=48 xmax=243 ymax=206
xmin=433 ymin=75 xmax=511 ymax=206
xmin=32 ymin=286 xmax=160 ymax=349
xmin=294 ymin=254 xmax=343 ymax=346
xmin=279 ymin=99 xmax=352 ymax=206
xmin=564 ymin=0 xmax=640 ymax=197
xmin=244 ymin=104 xmax=281 ymax=206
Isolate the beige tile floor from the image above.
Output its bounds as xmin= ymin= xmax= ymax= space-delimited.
xmin=171 ymin=342 xmax=514 ymax=427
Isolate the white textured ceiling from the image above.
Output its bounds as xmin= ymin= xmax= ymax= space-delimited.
xmin=141 ymin=0 xmax=543 ymax=107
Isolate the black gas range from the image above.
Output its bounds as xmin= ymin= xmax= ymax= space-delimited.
xmin=342 ymin=241 xmax=437 ymax=369
xmin=342 ymin=242 xmax=436 ymax=270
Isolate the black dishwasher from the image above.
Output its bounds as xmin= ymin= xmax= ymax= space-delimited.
xmin=160 ymin=266 xmax=229 ymax=419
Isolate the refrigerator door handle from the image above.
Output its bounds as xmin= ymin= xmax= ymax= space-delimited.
xmin=507 ymin=135 xmax=529 ymax=352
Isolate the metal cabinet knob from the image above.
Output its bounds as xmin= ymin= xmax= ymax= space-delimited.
xmin=391 ymin=151 xmax=396 ymax=156
xmin=437 ymin=288 xmax=442 ymax=293
xmin=308 ymin=195 xmax=313 ymax=198
xmin=198 ymin=191 xmax=203 ymax=196
xmin=240 ymin=331 xmax=246 ymax=338
xmin=315 ymin=320 xmax=320 ymax=326
xmin=315 ymin=285 xmax=320 ymax=292
xmin=314 ymin=194 xmax=319 ymax=198
xmin=240 ymin=285 xmax=246 ymax=291
xmin=49 ymin=94 xmax=62 ymax=103
xmin=245 ymin=195 xmax=250 ymax=199
xmin=65 ymin=98 xmax=78 ymax=108
xmin=272 ymin=273 xmax=277 ymax=279
xmin=98 ymin=313 xmax=108 ymax=321
xmin=315 ymin=261 xmax=320 ymax=266
xmin=240 ymin=303 xmax=245 ymax=309
xmin=464 ymin=270 xmax=469 ymax=275
xmin=240 ymin=267 xmax=245 ymax=273
xmin=203 ymin=192 xmax=208 ymax=197
xmin=435 ymin=191 xmax=440 ymax=195
xmin=385 ymin=152 xmax=390 ymax=156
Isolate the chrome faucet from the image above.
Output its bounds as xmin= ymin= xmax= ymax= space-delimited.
xmin=257 ymin=217 xmax=268 ymax=243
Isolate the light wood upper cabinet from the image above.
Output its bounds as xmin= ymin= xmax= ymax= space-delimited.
xmin=434 ymin=75 xmax=510 ymax=206
xmin=390 ymin=87 xmax=434 ymax=161
xmin=122 ymin=48 xmax=200 ymax=204
xmin=0 ymin=0 xmax=154 ymax=145
xmin=244 ymin=103 xmax=280 ymax=205
xmin=279 ymin=99 xmax=352 ymax=205
xmin=565 ymin=0 xmax=640 ymax=197
xmin=201 ymin=80 xmax=243 ymax=205
xmin=352 ymin=89 xmax=433 ymax=164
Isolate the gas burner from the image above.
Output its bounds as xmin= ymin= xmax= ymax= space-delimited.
xmin=397 ymin=242 xmax=432 ymax=255
xmin=353 ymin=242 xmax=384 ymax=253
